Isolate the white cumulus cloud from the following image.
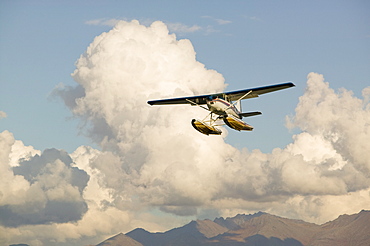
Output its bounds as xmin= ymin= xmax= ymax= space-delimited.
xmin=0 ymin=131 xmax=89 ymax=229
xmin=2 ymin=20 xmax=370 ymax=246
xmin=56 ymin=20 xmax=370 ymax=223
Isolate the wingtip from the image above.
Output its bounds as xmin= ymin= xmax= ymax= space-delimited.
xmin=288 ymin=81 xmax=296 ymax=87
xmin=283 ymin=81 xmax=295 ymax=87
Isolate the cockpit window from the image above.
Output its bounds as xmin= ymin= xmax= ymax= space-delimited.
xmin=207 ymin=94 xmax=225 ymax=100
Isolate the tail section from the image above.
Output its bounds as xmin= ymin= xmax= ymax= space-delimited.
xmin=239 ymin=111 xmax=262 ymax=118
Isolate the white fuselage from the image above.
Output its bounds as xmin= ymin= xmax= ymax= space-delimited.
xmin=206 ymin=98 xmax=241 ymax=119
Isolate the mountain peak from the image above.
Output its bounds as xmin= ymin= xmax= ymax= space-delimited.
xmin=127 ymin=228 xmax=151 ymax=234
xmin=96 ymin=210 xmax=370 ymax=246
xmin=214 ymin=211 xmax=267 ymax=230
xmin=96 ymin=232 xmax=143 ymax=246
xmin=194 ymin=219 xmax=229 ymax=238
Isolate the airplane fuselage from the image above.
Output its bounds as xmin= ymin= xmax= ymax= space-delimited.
xmin=206 ymin=98 xmax=241 ymax=119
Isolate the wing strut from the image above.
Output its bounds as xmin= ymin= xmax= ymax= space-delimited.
xmin=226 ymin=90 xmax=253 ymax=111
xmin=234 ymin=90 xmax=253 ymax=103
xmin=186 ymin=99 xmax=209 ymax=111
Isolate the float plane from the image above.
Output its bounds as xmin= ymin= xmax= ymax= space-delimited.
xmin=148 ymin=82 xmax=295 ymax=135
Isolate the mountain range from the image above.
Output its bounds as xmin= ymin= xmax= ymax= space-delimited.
xmin=95 ymin=210 xmax=370 ymax=246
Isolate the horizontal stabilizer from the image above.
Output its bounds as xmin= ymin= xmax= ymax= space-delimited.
xmin=239 ymin=111 xmax=262 ymax=118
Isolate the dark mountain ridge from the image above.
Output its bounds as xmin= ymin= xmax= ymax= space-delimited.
xmin=96 ymin=210 xmax=370 ymax=246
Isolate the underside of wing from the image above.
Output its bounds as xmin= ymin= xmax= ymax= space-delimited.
xmin=147 ymin=82 xmax=295 ymax=106
xmin=147 ymin=91 xmax=227 ymax=106
xmin=225 ymin=82 xmax=295 ymax=101
xmin=147 ymin=94 xmax=210 ymax=105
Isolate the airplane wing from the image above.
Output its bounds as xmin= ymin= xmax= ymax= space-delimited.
xmin=225 ymin=82 xmax=295 ymax=101
xmin=147 ymin=93 xmax=212 ymax=106
xmin=147 ymin=82 xmax=295 ymax=105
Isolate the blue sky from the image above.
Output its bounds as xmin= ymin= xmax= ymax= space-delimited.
xmin=1 ymin=0 xmax=369 ymax=153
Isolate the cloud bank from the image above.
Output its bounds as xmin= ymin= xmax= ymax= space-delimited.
xmin=1 ymin=20 xmax=370 ymax=245
xmin=0 ymin=132 xmax=89 ymax=228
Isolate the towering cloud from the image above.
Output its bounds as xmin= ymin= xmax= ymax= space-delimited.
xmin=288 ymin=73 xmax=370 ymax=174
xmin=56 ymin=19 xmax=370 ymax=222
xmin=1 ymin=20 xmax=370 ymax=245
